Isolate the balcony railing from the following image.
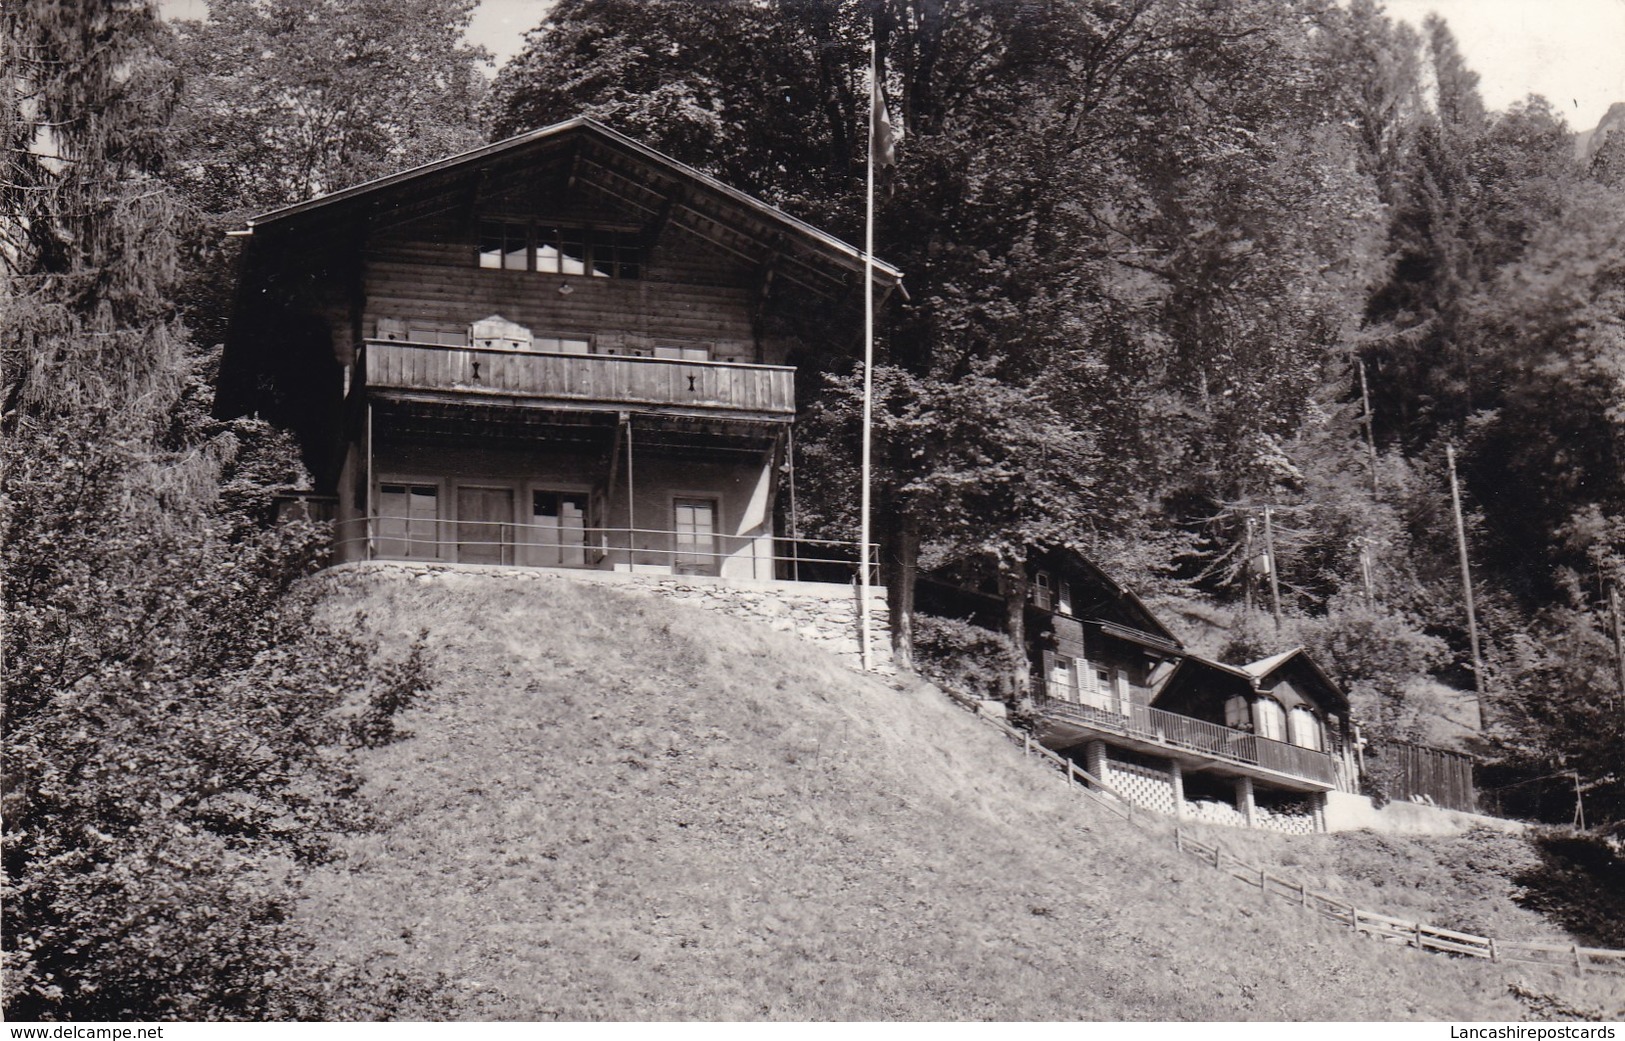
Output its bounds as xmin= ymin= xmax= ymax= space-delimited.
xmin=361 ymin=341 xmax=795 ymax=418
xmin=1033 ymin=688 xmax=1338 ymax=787
xmin=332 ymin=514 xmax=878 ymax=585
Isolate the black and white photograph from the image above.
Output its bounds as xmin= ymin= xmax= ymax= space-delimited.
xmin=4 ymin=0 xmax=1624 ymax=1025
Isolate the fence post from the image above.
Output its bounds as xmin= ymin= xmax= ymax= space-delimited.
xmin=1489 ymin=938 xmax=1499 ymax=963
xmin=1414 ymin=921 xmax=1423 ymax=950
xmin=1067 ymin=759 xmax=1077 ymax=786
xmin=1298 ymin=881 xmax=1307 ymax=907
xmin=1024 ymin=732 xmax=1031 ymax=757
xmin=1349 ymin=905 xmax=1360 ymax=932
xmin=1574 ymin=944 xmax=1585 ymax=973
xmin=1174 ymin=827 xmax=1183 ymax=853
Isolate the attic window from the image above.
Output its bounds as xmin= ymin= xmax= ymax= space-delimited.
xmin=477 ymin=221 xmax=641 ymax=279
xmin=478 ymin=222 xmax=529 ymax=271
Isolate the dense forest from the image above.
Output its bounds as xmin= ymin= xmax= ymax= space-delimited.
xmin=3 ymin=0 xmax=1622 ymax=1019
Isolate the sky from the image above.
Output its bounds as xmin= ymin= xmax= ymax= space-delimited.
xmin=162 ymin=0 xmax=1625 ymax=131
xmin=1382 ymin=0 xmax=1625 ymax=130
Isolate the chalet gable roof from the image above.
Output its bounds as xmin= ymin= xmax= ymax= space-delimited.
xmin=1029 ymin=546 xmax=1182 ymax=647
xmin=1156 ymin=646 xmax=1349 ymax=715
xmin=239 ymin=116 xmax=903 ymax=300
xmin=1242 ymin=647 xmax=1348 ymax=707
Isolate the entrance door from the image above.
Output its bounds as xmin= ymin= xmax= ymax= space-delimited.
xmin=524 ymin=491 xmax=588 ymax=567
xmin=672 ymin=498 xmax=717 ymax=575
xmin=457 ymin=486 xmax=513 ymax=564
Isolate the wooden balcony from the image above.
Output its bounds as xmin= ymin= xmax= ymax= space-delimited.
xmin=1032 ymin=690 xmax=1342 ymax=791
xmin=361 ymin=341 xmax=795 ymax=422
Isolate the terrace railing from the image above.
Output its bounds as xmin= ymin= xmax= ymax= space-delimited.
xmin=1032 ymin=688 xmax=1338 ymax=787
xmin=332 ymin=514 xmax=879 ymax=585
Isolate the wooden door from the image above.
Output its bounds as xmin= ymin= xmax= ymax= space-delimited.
xmin=457 ymin=486 xmax=513 ymax=564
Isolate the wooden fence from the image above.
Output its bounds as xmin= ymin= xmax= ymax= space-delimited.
xmin=1370 ymin=739 xmax=1478 ymax=813
xmin=941 ymin=691 xmax=1624 ymax=977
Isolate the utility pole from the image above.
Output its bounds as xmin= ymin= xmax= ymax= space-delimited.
xmin=1447 ymin=444 xmax=1486 ymax=731
xmin=1358 ymin=358 xmax=1379 ymax=494
xmin=1610 ymin=583 xmax=1625 ymax=704
xmin=1263 ymin=504 xmax=1283 ymax=630
xmin=1243 ymin=515 xmax=1256 ymax=617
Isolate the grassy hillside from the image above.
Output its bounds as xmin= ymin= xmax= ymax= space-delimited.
xmin=300 ymin=568 xmax=1620 ymax=1020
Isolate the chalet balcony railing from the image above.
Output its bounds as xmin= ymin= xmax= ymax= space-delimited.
xmin=361 ymin=341 xmax=795 ymax=418
xmin=332 ymin=514 xmax=879 ymax=585
xmin=1032 ymin=687 xmax=1338 ymax=787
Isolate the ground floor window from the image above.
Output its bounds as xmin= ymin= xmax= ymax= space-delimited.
xmin=673 ymin=498 xmax=717 ymax=575
xmin=525 ymin=490 xmax=588 ymax=567
xmin=378 ymin=483 xmax=440 ymax=559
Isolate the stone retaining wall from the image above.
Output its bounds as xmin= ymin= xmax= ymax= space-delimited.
xmin=326 ymin=561 xmax=892 ymax=673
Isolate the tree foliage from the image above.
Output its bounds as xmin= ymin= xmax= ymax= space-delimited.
xmin=168 ymin=0 xmax=489 ymax=215
xmin=2 ymin=0 xmax=426 ymax=1018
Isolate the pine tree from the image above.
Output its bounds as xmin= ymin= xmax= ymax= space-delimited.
xmin=2 ymin=1 xmax=392 ymax=1018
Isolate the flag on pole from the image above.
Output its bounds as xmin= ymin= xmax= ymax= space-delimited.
xmin=871 ymin=82 xmax=901 ymax=170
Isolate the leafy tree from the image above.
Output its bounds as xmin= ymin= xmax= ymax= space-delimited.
xmin=1494 ymin=603 xmax=1625 ymax=826
xmin=168 ymin=0 xmax=489 ymax=215
xmin=1463 ymin=178 xmax=1625 ymax=601
xmin=487 ymin=0 xmax=864 ymax=226
xmin=2 ymin=0 xmax=420 ymax=1018
xmin=1309 ymin=0 xmax=1424 ymax=207
xmin=162 ymin=0 xmax=490 ymax=349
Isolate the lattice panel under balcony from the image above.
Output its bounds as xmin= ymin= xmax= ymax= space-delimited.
xmin=1101 ymin=755 xmax=1178 ymax=816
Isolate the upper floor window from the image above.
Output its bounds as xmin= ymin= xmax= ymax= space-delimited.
xmin=1254 ymin=696 xmax=1287 ymax=742
xmin=1288 ymin=707 xmax=1323 ymax=751
xmin=478 ymin=221 xmax=641 ymax=279
xmin=535 ymin=336 xmax=591 ymax=355
xmin=654 ymin=343 xmax=712 ymax=361
xmin=1031 ymin=570 xmax=1053 ymax=611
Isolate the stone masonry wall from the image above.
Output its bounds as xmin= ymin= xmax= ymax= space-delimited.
xmin=328 ymin=561 xmax=892 ymax=673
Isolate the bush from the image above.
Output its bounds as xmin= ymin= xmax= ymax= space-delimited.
xmin=911 ymin=615 xmax=1024 ymax=700
xmin=2 ymin=607 xmax=374 ymax=1020
xmin=350 ymin=628 xmax=434 ymax=749
xmin=1516 ymin=830 xmax=1625 ymax=948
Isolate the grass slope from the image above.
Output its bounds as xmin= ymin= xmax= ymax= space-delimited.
xmin=302 ymin=569 xmax=1618 ymax=1020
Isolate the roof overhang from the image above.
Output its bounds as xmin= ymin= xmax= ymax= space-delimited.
xmin=239 ymin=116 xmax=904 ymax=300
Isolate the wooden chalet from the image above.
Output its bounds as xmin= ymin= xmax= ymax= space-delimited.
xmin=923 ymin=550 xmax=1360 ymax=831
xmin=217 ymin=117 xmax=903 ymax=577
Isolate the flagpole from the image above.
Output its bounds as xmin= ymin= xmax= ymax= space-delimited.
xmin=858 ymin=37 xmax=877 ymax=673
